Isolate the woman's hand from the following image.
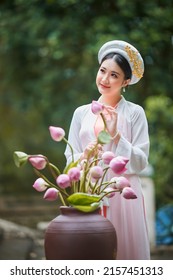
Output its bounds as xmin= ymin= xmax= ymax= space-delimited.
xmin=102 ymin=106 xmax=118 ymax=138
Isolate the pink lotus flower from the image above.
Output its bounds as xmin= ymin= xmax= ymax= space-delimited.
xmin=28 ymin=155 xmax=47 ymax=170
xmin=33 ymin=178 xmax=48 ymax=192
xmin=56 ymin=174 xmax=71 ymax=188
xmin=68 ymin=167 xmax=81 ymax=182
xmin=109 ymin=156 xmax=129 ymax=174
xmin=102 ymin=151 xmax=115 ymax=164
xmin=91 ymin=100 xmax=104 ymax=115
xmin=122 ymin=187 xmax=137 ymax=199
xmin=104 ymin=187 xmax=116 ymax=198
xmin=49 ymin=126 xmax=65 ymax=142
xmin=90 ymin=166 xmax=104 ymax=179
xmin=44 ymin=188 xmax=58 ymax=201
xmin=110 ymin=176 xmax=130 ymax=190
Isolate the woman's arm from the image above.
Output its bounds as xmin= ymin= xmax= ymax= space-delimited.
xmin=64 ymin=107 xmax=84 ymax=164
xmin=112 ymin=106 xmax=150 ymax=174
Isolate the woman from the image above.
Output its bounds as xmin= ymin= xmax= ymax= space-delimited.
xmin=65 ymin=40 xmax=150 ymax=260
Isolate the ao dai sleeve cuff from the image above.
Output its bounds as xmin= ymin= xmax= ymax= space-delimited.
xmin=115 ymin=135 xmax=149 ymax=174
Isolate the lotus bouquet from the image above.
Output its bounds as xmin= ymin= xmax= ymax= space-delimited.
xmin=14 ymin=101 xmax=137 ymax=212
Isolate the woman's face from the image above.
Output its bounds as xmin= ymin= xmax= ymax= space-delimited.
xmin=96 ymin=58 xmax=130 ymax=97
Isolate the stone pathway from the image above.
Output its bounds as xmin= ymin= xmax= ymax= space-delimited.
xmin=0 ymin=218 xmax=45 ymax=260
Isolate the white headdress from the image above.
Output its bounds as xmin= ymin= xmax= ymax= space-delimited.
xmin=98 ymin=40 xmax=144 ymax=84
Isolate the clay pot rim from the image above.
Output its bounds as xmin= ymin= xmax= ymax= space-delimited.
xmin=60 ymin=206 xmax=101 ymax=215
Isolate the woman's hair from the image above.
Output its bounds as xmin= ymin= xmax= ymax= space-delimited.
xmin=101 ymin=53 xmax=132 ymax=80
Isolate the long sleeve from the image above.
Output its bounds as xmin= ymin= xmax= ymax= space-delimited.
xmin=111 ymin=104 xmax=150 ymax=174
xmin=64 ymin=105 xmax=89 ymax=164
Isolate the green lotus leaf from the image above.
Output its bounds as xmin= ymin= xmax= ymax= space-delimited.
xmin=97 ymin=130 xmax=112 ymax=144
xmin=67 ymin=192 xmax=101 ymax=206
xmin=69 ymin=202 xmax=100 ymax=213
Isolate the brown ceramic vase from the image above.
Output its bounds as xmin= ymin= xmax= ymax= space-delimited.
xmin=44 ymin=206 xmax=117 ymax=260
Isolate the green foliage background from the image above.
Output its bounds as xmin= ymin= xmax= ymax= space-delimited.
xmin=0 ymin=0 xmax=173 ymax=209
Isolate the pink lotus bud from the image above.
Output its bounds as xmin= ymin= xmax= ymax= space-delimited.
xmin=104 ymin=187 xmax=116 ymax=198
xmin=33 ymin=178 xmax=48 ymax=192
xmin=122 ymin=187 xmax=137 ymax=199
xmin=44 ymin=188 xmax=58 ymax=201
xmin=111 ymin=176 xmax=130 ymax=190
xmin=102 ymin=151 xmax=115 ymax=164
xmin=56 ymin=174 xmax=71 ymax=188
xmin=109 ymin=156 xmax=129 ymax=174
xmin=91 ymin=100 xmax=104 ymax=115
xmin=49 ymin=126 xmax=65 ymax=142
xmin=28 ymin=155 xmax=47 ymax=170
xmin=68 ymin=167 xmax=81 ymax=182
xmin=109 ymin=177 xmax=118 ymax=188
xmin=90 ymin=166 xmax=103 ymax=179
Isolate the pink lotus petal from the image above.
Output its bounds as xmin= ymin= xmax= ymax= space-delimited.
xmin=102 ymin=151 xmax=115 ymax=165
xmin=104 ymin=187 xmax=116 ymax=198
xmin=49 ymin=126 xmax=65 ymax=142
xmin=68 ymin=167 xmax=81 ymax=182
xmin=109 ymin=156 xmax=129 ymax=174
xmin=91 ymin=100 xmax=104 ymax=115
xmin=33 ymin=178 xmax=48 ymax=192
xmin=56 ymin=174 xmax=71 ymax=188
xmin=28 ymin=155 xmax=47 ymax=170
xmin=109 ymin=177 xmax=118 ymax=188
xmin=111 ymin=176 xmax=130 ymax=190
xmin=122 ymin=187 xmax=137 ymax=199
xmin=44 ymin=188 xmax=58 ymax=201
xmin=90 ymin=166 xmax=104 ymax=179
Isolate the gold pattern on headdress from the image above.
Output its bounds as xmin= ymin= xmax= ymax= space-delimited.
xmin=125 ymin=45 xmax=143 ymax=79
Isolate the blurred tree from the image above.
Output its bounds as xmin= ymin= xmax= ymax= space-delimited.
xmin=145 ymin=96 xmax=173 ymax=208
xmin=0 ymin=0 xmax=172 ymax=208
